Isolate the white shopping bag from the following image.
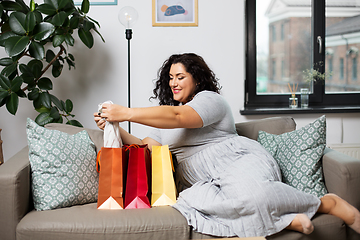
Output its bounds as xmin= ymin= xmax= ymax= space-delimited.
xmin=98 ymin=101 xmax=122 ymax=148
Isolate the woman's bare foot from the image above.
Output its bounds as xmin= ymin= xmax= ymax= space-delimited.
xmin=286 ymin=214 xmax=314 ymax=234
xmin=320 ymin=193 xmax=360 ymax=234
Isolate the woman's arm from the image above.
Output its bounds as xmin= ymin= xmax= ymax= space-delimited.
xmin=100 ymin=103 xmax=203 ymax=129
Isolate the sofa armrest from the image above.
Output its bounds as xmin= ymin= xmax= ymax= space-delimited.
xmin=235 ymin=116 xmax=296 ymax=141
xmin=322 ymin=147 xmax=360 ymax=210
xmin=0 ymin=147 xmax=32 ymax=240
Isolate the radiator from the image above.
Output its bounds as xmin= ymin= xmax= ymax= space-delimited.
xmin=328 ymin=144 xmax=360 ymax=160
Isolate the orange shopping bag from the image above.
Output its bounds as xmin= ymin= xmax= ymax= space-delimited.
xmin=151 ymin=145 xmax=177 ymax=206
xmin=96 ymin=147 xmax=126 ymax=209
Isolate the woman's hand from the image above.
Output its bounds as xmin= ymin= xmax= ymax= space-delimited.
xmin=100 ymin=103 xmax=129 ymax=122
xmin=93 ymin=113 xmax=106 ymax=130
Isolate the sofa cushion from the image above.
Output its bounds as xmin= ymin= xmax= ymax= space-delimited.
xmin=16 ymin=203 xmax=190 ymax=240
xmin=45 ymin=123 xmax=104 ymax=153
xmin=257 ymin=115 xmax=327 ymax=198
xmin=26 ymin=118 xmax=99 ymax=211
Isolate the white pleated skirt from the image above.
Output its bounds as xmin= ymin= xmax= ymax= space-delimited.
xmin=172 ymin=136 xmax=321 ymax=238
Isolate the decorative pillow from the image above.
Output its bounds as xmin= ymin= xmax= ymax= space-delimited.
xmin=257 ymin=115 xmax=327 ymax=198
xmin=26 ymin=118 xmax=98 ymax=211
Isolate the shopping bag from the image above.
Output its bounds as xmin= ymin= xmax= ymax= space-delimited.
xmin=124 ymin=144 xmax=151 ymax=209
xmin=96 ymin=147 xmax=126 ymax=209
xmin=96 ymin=101 xmax=124 ymax=209
xmin=151 ymin=145 xmax=177 ymax=206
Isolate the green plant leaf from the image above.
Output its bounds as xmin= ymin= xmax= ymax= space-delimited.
xmin=25 ymin=11 xmax=37 ymax=32
xmin=6 ymin=92 xmax=19 ymax=115
xmin=0 ymin=89 xmax=10 ymax=101
xmin=44 ymin=0 xmax=59 ymax=9
xmin=68 ymin=53 xmax=75 ymax=61
xmin=36 ymin=3 xmax=57 ymax=15
xmin=0 ymin=4 xmax=4 ymax=17
xmin=78 ymin=28 xmax=94 ymax=48
xmin=50 ymin=94 xmax=63 ymax=110
xmin=1 ymin=63 xmax=18 ymax=78
xmin=66 ymin=119 xmax=83 ymax=127
xmin=52 ymin=63 xmax=63 ymax=78
xmin=9 ymin=12 xmax=27 ymax=35
xmin=65 ymin=99 xmax=73 ymax=112
xmin=0 ymin=32 xmax=18 ymax=47
xmin=5 ymin=36 xmax=30 ymax=57
xmin=64 ymin=34 xmax=74 ymax=46
xmin=11 ymin=76 xmax=23 ymax=92
xmin=19 ymin=63 xmax=31 ymax=74
xmin=15 ymin=89 xmax=26 ymax=98
xmin=0 ymin=75 xmax=11 ymax=89
xmin=28 ymin=59 xmax=43 ymax=78
xmin=83 ymin=19 xmax=95 ymax=32
xmin=50 ymin=106 xmax=60 ymax=119
xmin=35 ymin=105 xmax=50 ymax=113
xmin=21 ymin=72 xmax=35 ymax=84
xmin=81 ymin=0 xmax=90 ymax=14
xmin=35 ymin=112 xmax=54 ymax=126
xmin=46 ymin=49 xmax=56 ymax=63
xmin=1 ymin=1 xmax=23 ymax=11
xmin=29 ymin=41 xmax=45 ymax=60
xmin=30 ymin=0 xmax=36 ymax=11
xmin=58 ymin=0 xmax=72 ymax=10
xmin=51 ymin=11 xmax=67 ymax=27
xmin=87 ymin=16 xmax=101 ymax=29
xmin=33 ymin=22 xmax=55 ymax=41
xmin=39 ymin=92 xmax=51 ymax=108
xmin=53 ymin=34 xmax=65 ymax=47
xmin=33 ymin=10 xmax=43 ymax=23
xmin=37 ymin=77 xmax=53 ymax=90
xmin=28 ymin=88 xmax=40 ymax=100
xmin=0 ymin=58 xmax=14 ymax=66
xmin=66 ymin=58 xmax=75 ymax=70
xmin=15 ymin=0 xmax=30 ymax=12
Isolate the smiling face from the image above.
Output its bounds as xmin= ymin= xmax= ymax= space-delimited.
xmin=169 ymin=63 xmax=197 ymax=104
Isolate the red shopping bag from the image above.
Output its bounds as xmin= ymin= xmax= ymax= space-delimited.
xmin=96 ymin=147 xmax=126 ymax=209
xmin=124 ymin=144 xmax=151 ymax=209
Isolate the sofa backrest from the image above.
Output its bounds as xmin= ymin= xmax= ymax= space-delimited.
xmin=235 ymin=116 xmax=296 ymax=141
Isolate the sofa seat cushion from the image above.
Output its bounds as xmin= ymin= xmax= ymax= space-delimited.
xmin=16 ymin=203 xmax=189 ymax=240
xmin=189 ymin=214 xmax=346 ymax=240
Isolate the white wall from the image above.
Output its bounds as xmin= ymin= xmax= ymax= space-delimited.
xmin=1 ymin=0 xmax=359 ymax=161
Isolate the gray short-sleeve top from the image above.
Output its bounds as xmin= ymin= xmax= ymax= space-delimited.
xmin=147 ymin=91 xmax=238 ymax=163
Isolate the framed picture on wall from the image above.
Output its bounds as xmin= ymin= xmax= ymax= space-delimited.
xmin=74 ymin=0 xmax=117 ymax=5
xmin=152 ymin=0 xmax=198 ymax=27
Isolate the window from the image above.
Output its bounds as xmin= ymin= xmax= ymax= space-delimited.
xmin=242 ymin=0 xmax=360 ymax=113
xmin=353 ymin=57 xmax=358 ymax=81
xmin=340 ymin=58 xmax=344 ymax=80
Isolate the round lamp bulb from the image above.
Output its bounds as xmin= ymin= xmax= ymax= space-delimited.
xmin=118 ymin=6 xmax=139 ymax=29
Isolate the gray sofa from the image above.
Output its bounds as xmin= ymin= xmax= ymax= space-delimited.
xmin=1 ymin=116 xmax=360 ymax=240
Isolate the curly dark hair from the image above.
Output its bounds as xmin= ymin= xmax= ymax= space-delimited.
xmin=151 ymin=53 xmax=221 ymax=106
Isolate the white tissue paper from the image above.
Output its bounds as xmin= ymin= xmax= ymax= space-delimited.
xmin=98 ymin=101 xmax=122 ymax=148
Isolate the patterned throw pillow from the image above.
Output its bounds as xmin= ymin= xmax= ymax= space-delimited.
xmin=257 ymin=115 xmax=327 ymax=198
xmin=26 ymin=118 xmax=98 ymax=211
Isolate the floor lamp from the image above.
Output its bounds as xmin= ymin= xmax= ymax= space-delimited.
xmin=118 ymin=6 xmax=138 ymax=134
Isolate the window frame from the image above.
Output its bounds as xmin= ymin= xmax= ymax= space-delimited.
xmin=243 ymin=0 xmax=360 ymax=113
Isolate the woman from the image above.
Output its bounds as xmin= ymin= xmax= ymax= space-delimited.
xmin=94 ymin=53 xmax=360 ymax=238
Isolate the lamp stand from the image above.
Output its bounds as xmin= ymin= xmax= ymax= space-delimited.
xmin=125 ymin=29 xmax=132 ymax=134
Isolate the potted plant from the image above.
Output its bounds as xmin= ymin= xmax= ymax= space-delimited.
xmin=0 ymin=0 xmax=104 ymax=126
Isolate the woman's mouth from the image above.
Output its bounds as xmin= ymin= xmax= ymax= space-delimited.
xmin=173 ymin=89 xmax=181 ymax=94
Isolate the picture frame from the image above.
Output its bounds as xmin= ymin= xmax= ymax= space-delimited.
xmin=152 ymin=0 xmax=198 ymax=27
xmin=73 ymin=0 xmax=117 ymax=6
